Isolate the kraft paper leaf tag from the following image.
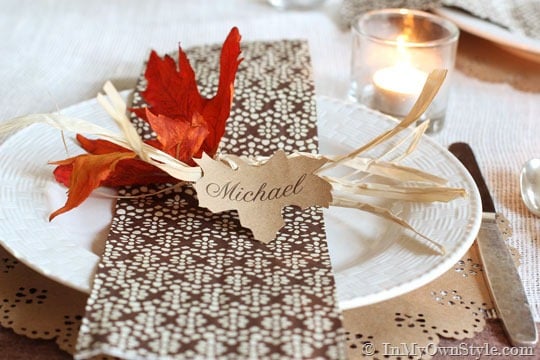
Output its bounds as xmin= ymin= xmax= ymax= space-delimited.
xmin=194 ymin=150 xmax=332 ymax=243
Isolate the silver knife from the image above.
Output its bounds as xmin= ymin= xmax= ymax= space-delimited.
xmin=449 ymin=142 xmax=538 ymax=347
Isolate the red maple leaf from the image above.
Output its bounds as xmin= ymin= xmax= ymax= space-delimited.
xmin=50 ymin=27 xmax=242 ymax=219
xmin=136 ymin=27 xmax=242 ymax=157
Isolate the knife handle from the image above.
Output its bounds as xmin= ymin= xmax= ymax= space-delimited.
xmin=449 ymin=142 xmax=538 ymax=347
xmin=478 ymin=216 xmax=538 ymax=347
xmin=448 ymin=142 xmax=496 ymax=213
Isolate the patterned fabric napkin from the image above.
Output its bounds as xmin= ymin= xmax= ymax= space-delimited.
xmin=340 ymin=0 xmax=540 ymax=39
xmin=75 ymin=40 xmax=345 ymax=359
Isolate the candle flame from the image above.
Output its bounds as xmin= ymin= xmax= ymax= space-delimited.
xmin=396 ymin=13 xmax=415 ymax=65
xmin=396 ymin=35 xmax=411 ymax=65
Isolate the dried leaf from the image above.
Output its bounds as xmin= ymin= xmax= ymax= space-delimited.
xmin=145 ymin=109 xmax=209 ymax=164
xmin=200 ymin=27 xmax=242 ymax=155
xmin=49 ymin=151 xmax=137 ymax=220
xmin=45 ymin=28 xmax=242 ymax=218
xmin=141 ymin=48 xmax=202 ymax=120
xmin=76 ymin=133 xmax=130 ymax=154
xmin=137 ymin=27 xmax=242 ymax=157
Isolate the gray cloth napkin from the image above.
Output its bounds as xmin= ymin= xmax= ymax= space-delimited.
xmin=444 ymin=0 xmax=540 ymax=39
xmin=340 ymin=0 xmax=441 ymax=26
xmin=341 ymin=0 xmax=540 ymax=39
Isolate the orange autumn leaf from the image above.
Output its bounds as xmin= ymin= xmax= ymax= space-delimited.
xmin=75 ymin=133 xmax=131 ymax=155
xmin=54 ymin=135 xmax=182 ymax=187
xmin=50 ymin=152 xmax=137 ymax=220
xmin=139 ymin=49 xmax=202 ymax=121
xmin=136 ymin=26 xmax=242 ymax=157
xmin=101 ymin=160 xmax=177 ymax=186
xmin=54 ymin=157 xmax=177 ymax=188
xmin=145 ymin=109 xmax=209 ymax=164
xmin=51 ymin=27 xmax=242 ymax=219
xmin=76 ymin=133 xmax=162 ymax=158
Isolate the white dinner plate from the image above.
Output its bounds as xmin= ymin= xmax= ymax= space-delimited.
xmin=434 ymin=7 xmax=540 ymax=62
xmin=0 ymin=93 xmax=482 ymax=309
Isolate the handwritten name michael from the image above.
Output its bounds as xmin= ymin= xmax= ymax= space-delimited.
xmin=205 ymin=174 xmax=307 ymax=202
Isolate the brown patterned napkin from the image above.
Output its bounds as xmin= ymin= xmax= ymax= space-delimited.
xmin=75 ymin=40 xmax=345 ymax=359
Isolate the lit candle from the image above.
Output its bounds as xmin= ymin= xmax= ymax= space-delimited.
xmin=371 ymin=35 xmax=428 ymax=117
xmin=372 ymin=64 xmax=427 ymax=117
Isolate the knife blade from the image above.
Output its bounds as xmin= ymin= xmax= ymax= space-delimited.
xmin=449 ymin=142 xmax=538 ymax=347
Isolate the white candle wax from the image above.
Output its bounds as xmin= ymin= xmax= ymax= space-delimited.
xmin=372 ymin=65 xmax=428 ymax=117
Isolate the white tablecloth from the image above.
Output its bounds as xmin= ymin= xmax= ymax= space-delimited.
xmin=1 ymin=0 xmax=539 ymax=321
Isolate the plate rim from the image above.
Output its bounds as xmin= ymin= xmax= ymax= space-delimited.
xmin=434 ymin=7 xmax=540 ymax=56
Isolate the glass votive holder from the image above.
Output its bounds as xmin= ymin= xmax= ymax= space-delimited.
xmin=349 ymin=8 xmax=459 ymax=133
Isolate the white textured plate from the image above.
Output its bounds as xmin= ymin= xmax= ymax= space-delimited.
xmin=434 ymin=7 xmax=540 ymax=62
xmin=0 ymin=94 xmax=482 ymax=308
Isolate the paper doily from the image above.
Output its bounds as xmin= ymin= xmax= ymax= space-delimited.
xmin=0 ymin=250 xmax=87 ymax=354
xmin=343 ymin=214 xmax=519 ymax=360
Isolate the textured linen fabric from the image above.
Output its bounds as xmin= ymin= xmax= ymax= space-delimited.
xmin=0 ymin=0 xmax=538 ymax=324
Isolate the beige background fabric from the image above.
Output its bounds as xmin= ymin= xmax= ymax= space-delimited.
xmin=0 ymin=0 xmax=538 ymax=324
